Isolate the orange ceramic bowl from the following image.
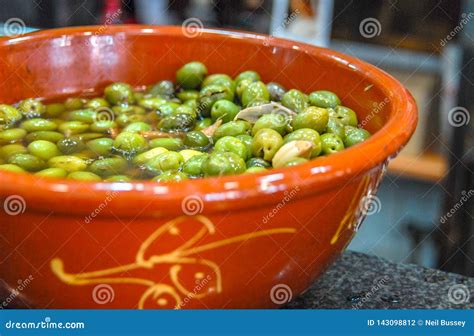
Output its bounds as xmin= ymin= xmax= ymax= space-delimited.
xmin=0 ymin=26 xmax=416 ymax=309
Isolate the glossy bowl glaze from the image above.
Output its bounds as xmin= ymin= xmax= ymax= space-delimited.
xmin=0 ymin=26 xmax=416 ymax=309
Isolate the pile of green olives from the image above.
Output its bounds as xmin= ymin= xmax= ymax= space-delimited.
xmin=0 ymin=61 xmax=370 ymax=182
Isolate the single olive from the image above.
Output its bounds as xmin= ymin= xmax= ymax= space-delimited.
xmin=0 ymin=144 xmax=27 ymax=160
xmin=87 ymin=138 xmax=114 ymax=156
xmin=202 ymin=74 xmax=234 ymax=91
xmin=281 ymin=89 xmax=308 ymax=113
xmin=343 ymin=126 xmax=371 ymax=147
xmin=35 ymin=167 xmax=68 ymax=178
xmin=213 ymin=120 xmax=251 ymax=141
xmin=234 ymin=70 xmax=260 ymax=85
xmin=182 ymin=153 xmax=209 ymax=177
xmin=202 ymin=151 xmax=246 ymax=176
xmin=57 ymin=137 xmax=85 ymax=154
xmin=27 ymin=140 xmax=61 ymax=161
xmin=89 ymin=157 xmax=128 ymax=177
xmin=21 ymin=118 xmax=58 ymax=132
xmin=0 ymin=105 xmax=22 ymax=129
xmin=325 ymin=117 xmax=345 ymax=140
xmin=252 ymin=114 xmax=288 ymax=136
xmin=292 ymin=106 xmax=329 ymax=133
xmin=197 ymin=84 xmax=234 ymax=117
xmin=214 ymin=136 xmax=248 ymax=160
xmin=115 ymin=113 xmax=146 ymax=127
xmin=25 ymin=131 xmax=64 ymax=143
xmin=210 ymin=100 xmax=240 ymax=123
xmin=176 ymin=61 xmax=208 ymax=89
xmin=158 ymin=113 xmax=196 ymax=133
xmin=0 ymin=164 xmax=25 ymax=173
xmin=320 ymin=133 xmax=345 ymax=155
xmin=183 ymin=98 xmax=198 ymax=109
xmin=104 ymin=82 xmax=135 ymax=105
xmin=68 ymin=171 xmax=102 ymax=181
xmin=195 ymin=118 xmax=212 ymax=131
xmin=283 ymin=157 xmax=309 ymax=167
xmin=157 ymin=102 xmax=180 ymax=118
xmin=18 ymin=98 xmax=46 ymax=118
xmin=105 ymin=175 xmax=132 ymax=182
xmin=309 ymin=90 xmax=341 ymax=108
xmin=48 ymin=155 xmax=87 ymax=172
xmin=0 ymin=128 xmax=27 ymax=144
xmin=173 ymin=104 xmax=197 ymax=119
xmin=266 ymin=82 xmax=286 ymax=101
xmin=149 ymin=80 xmax=175 ymax=97
xmin=153 ymin=171 xmax=188 ymax=182
xmin=329 ymin=106 xmax=358 ymax=127
xmin=64 ymin=97 xmax=86 ymax=111
xmin=241 ymin=81 xmax=270 ymax=107
xmin=113 ymin=131 xmax=148 ymax=155
xmin=44 ymin=103 xmax=66 ymax=118
xmin=176 ymin=90 xmax=199 ymax=101
xmin=149 ymin=138 xmax=184 ymax=151
xmin=284 ymin=128 xmax=322 ymax=158
xmin=124 ymin=122 xmax=152 ymax=133
xmin=179 ymin=149 xmax=204 ymax=162
xmin=235 ymin=134 xmax=253 ymax=159
xmin=235 ymin=79 xmax=253 ymax=100
xmin=90 ymin=120 xmax=117 ymax=133
xmin=138 ymin=97 xmax=167 ymax=110
xmin=85 ymin=98 xmax=110 ymax=109
xmin=144 ymin=151 xmax=184 ymax=175
xmin=58 ymin=121 xmax=89 ymax=135
xmin=184 ymin=130 xmax=210 ymax=149
xmin=246 ymin=157 xmax=271 ymax=168
xmin=252 ymin=128 xmax=283 ymax=161
xmin=132 ymin=147 xmax=168 ymax=165
xmin=68 ymin=109 xmax=97 ymax=123
xmin=8 ymin=153 xmax=45 ymax=171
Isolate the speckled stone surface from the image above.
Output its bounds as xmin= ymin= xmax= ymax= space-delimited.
xmin=287 ymin=251 xmax=474 ymax=309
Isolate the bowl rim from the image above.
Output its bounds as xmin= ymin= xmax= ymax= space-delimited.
xmin=0 ymin=25 xmax=417 ymax=213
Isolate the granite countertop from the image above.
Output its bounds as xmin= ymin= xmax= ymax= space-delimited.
xmin=287 ymin=251 xmax=474 ymax=309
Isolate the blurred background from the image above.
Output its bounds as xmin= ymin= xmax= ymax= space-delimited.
xmin=0 ymin=0 xmax=472 ymax=276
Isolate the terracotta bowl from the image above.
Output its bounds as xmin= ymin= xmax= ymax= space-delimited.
xmin=0 ymin=26 xmax=417 ymax=309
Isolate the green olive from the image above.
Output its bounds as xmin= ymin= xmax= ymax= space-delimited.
xmin=176 ymin=61 xmax=208 ymax=89
xmin=18 ymin=98 xmax=46 ymax=118
xmin=58 ymin=121 xmax=89 ymax=135
xmin=214 ymin=136 xmax=248 ymax=160
xmin=241 ymin=81 xmax=270 ymax=107
xmin=132 ymin=147 xmax=168 ymax=165
xmin=158 ymin=113 xmax=196 ymax=133
xmin=198 ymin=84 xmax=234 ymax=117
xmin=157 ymin=102 xmax=180 ymax=118
xmin=179 ymin=149 xmax=204 ymax=162
xmin=283 ymin=157 xmax=309 ymax=167
xmin=281 ymin=89 xmax=308 ymax=113
xmin=246 ymin=166 xmax=267 ymax=173
xmin=48 ymin=155 xmax=87 ymax=172
xmin=0 ymin=163 xmax=25 ymax=173
xmin=252 ymin=114 xmax=288 ymax=136
xmin=153 ymin=171 xmax=188 ymax=182
xmin=202 ymin=152 xmax=246 ymax=176
xmin=202 ymin=74 xmax=234 ymax=91
xmin=64 ymin=97 xmax=86 ymax=111
xmin=57 ymin=137 xmax=86 ymax=154
xmin=292 ymin=106 xmax=329 ymax=133
xmin=124 ymin=122 xmax=152 ymax=133
xmin=35 ymin=167 xmax=68 ymax=178
xmin=105 ymin=175 xmax=132 ymax=182
xmin=0 ymin=105 xmax=22 ymax=129
xmin=68 ymin=171 xmax=102 ymax=181
xmin=320 ymin=133 xmax=345 ymax=155
xmin=234 ymin=70 xmax=260 ymax=85
xmin=309 ymin=90 xmax=341 ymax=108
xmin=182 ymin=153 xmax=209 ymax=177
xmin=87 ymin=138 xmax=114 ymax=156
xmin=27 ymin=140 xmax=61 ymax=160
xmin=149 ymin=80 xmax=175 ymax=98
xmin=284 ymin=128 xmax=322 ymax=158
xmin=184 ymin=130 xmax=210 ymax=149
xmin=21 ymin=118 xmax=58 ymax=132
xmin=144 ymin=151 xmax=184 ymax=175
xmin=89 ymin=157 xmax=127 ymax=177
xmin=25 ymin=131 xmax=64 ymax=143
xmin=90 ymin=121 xmax=117 ymax=133
xmin=326 ymin=117 xmax=345 ymax=140
xmin=0 ymin=128 xmax=27 ymax=144
xmin=8 ymin=153 xmax=45 ymax=171
xmin=85 ymin=98 xmax=110 ymax=109
xmin=195 ymin=118 xmax=213 ymax=131
xmin=176 ymin=90 xmax=199 ymax=101
xmin=267 ymin=82 xmax=286 ymax=101
xmin=104 ymin=82 xmax=135 ymax=105
xmin=44 ymin=103 xmax=66 ymax=118
xmin=343 ymin=126 xmax=371 ymax=147
xmin=235 ymin=134 xmax=253 ymax=158
xmin=213 ymin=120 xmax=251 ymax=140
xmin=68 ymin=109 xmax=97 ymax=123
xmin=329 ymin=106 xmax=358 ymax=127
xmin=0 ymin=144 xmax=27 ymax=160
xmin=246 ymin=157 xmax=271 ymax=168
xmin=113 ymin=131 xmax=148 ymax=155
xmin=251 ymin=128 xmax=283 ymax=161
xmin=210 ymin=100 xmax=240 ymax=123
xmin=115 ymin=113 xmax=146 ymax=127
xmin=149 ymin=138 xmax=184 ymax=151
xmin=235 ymin=79 xmax=253 ymax=99
xmin=174 ymin=104 xmax=197 ymax=118
xmin=138 ymin=97 xmax=167 ymax=110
